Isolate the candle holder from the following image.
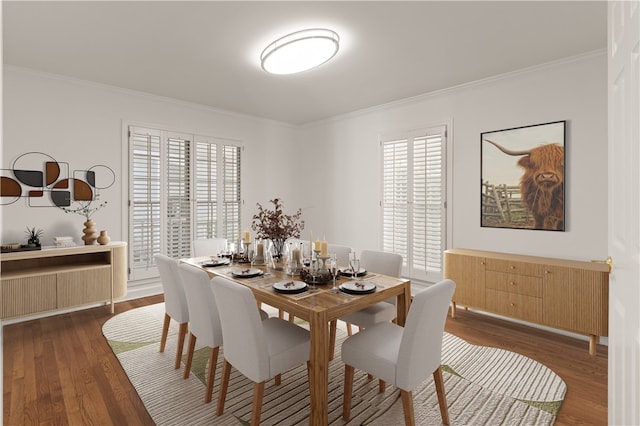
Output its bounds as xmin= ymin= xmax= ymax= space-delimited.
xmin=318 ymin=255 xmax=330 ymax=273
xmin=239 ymin=241 xmax=251 ymax=263
xmin=253 ymin=239 xmax=266 ymax=266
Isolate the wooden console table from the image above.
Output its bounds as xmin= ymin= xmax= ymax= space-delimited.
xmin=444 ymin=248 xmax=610 ymax=355
xmin=1 ymin=242 xmax=127 ymax=319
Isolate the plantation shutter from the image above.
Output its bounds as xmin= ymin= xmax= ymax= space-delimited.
xmin=381 ymin=126 xmax=446 ymax=282
xmin=194 ymin=139 xmax=218 ymax=239
xmin=222 ymin=145 xmax=241 ymax=242
xmin=129 ymin=127 xmax=162 ymax=280
xmin=128 ymin=126 xmax=241 ymax=281
xmin=165 ymin=133 xmax=192 ymax=260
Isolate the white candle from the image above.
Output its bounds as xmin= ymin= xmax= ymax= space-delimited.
xmin=242 ymin=231 xmax=250 ymax=243
xmin=321 ymin=241 xmax=329 ymax=257
xmin=292 ymin=247 xmax=301 ymax=262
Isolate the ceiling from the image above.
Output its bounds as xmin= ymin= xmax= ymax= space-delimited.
xmin=3 ymin=1 xmax=607 ymax=126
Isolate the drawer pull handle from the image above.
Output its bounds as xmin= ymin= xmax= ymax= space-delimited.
xmin=510 ymin=265 xmax=516 ymax=270
xmin=510 ymin=303 xmax=515 ymax=307
xmin=510 ymin=281 xmax=515 ymax=286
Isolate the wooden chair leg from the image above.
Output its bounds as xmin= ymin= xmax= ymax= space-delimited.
xmin=217 ymin=360 xmax=232 ymax=416
xmin=160 ymin=313 xmax=171 ymax=352
xmin=174 ymin=322 xmax=188 ymax=369
xmin=346 ymin=322 xmax=353 ymax=336
xmin=205 ymin=347 xmax=219 ymax=403
xmin=275 ymin=373 xmax=281 ymax=385
xmin=433 ymin=366 xmax=450 ymax=425
xmin=251 ymin=381 xmax=265 ymax=426
xmin=401 ymin=389 xmax=415 ymax=426
xmin=278 ymin=308 xmax=285 ymax=319
xmin=343 ymin=364 xmax=355 ymax=421
xmin=289 ymin=313 xmax=295 ymax=323
xmin=378 ymin=379 xmax=386 ymax=393
xmin=329 ymin=320 xmax=337 ymax=361
xmin=183 ymin=333 xmax=197 ymax=379
xmin=368 ymin=373 xmax=374 ymax=380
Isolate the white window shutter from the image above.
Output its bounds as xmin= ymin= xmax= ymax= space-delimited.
xmin=129 ymin=127 xmax=162 ymax=280
xmin=128 ymin=126 xmax=242 ymax=281
xmin=381 ymin=126 xmax=446 ymax=283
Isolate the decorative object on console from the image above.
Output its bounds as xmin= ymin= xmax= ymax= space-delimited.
xmin=481 ymin=121 xmax=566 ymax=231
xmin=97 ymin=230 xmax=111 ymax=245
xmin=24 ymin=226 xmax=43 ymax=247
xmin=54 ymin=236 xmax=76 ymax=248
xmin=82 ymin=220 xmax=98 ymax=245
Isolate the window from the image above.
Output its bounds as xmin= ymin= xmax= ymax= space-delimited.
xmin=381 ymin=125 xmax=446 ymax=283
xmin=128 ymin=126 xmax=241 ymax=280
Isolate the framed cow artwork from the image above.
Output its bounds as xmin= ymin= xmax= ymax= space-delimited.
xmin=480 ymin=120 xmax=566 ymax=231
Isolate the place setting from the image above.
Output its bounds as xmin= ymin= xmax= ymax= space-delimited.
xmin=336 ymin=253 xmax=376 ymax=295
xmin=230 ymin=267 xmax=264 ymax=279
xmin=199 ymin=257 xmax=231 ymax=268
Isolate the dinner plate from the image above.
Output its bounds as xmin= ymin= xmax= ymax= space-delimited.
xmin=338 ymin=267 xmax=367 ymax=277
xmin=231 ymin=267 xmax=263 ymax=278
xmin=200 ymin=258 xmax=230 ymax=268
xmin=273 ymin=280 xmax=308 ymax=294
xmin=339 ymin=281 xmax=376 ymax=294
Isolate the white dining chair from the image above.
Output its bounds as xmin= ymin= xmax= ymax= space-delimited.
xmin=154 ymin=254 xmax=189 ymax=370
xmin=328 ymin=243 xmax=352 ymax=269
xmin=338 ymin=250 xmax=403 ymax=334
xmin=177 ymin=264 xmax=268 ymax=403
xmin=192 ymin=237 xmax=227 ymax=257
xmin=211 ymin=276 xmax=311 ymax=425
xmin=177 ymin=263 xmax=225 ymax=403
xmin=341 ymin=279 xmax=456 ymax=425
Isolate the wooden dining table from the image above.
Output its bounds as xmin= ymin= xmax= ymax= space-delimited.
xmin=181 ymin=256 xmax=411 ymax=426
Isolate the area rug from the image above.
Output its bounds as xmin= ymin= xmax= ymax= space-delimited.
xmin=102 ymin=303 xmax=566 ymax=425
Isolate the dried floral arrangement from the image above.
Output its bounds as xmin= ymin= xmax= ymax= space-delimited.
xmin=251 ymin=198 xmax=304 ymax=242
xmin=60 ymin=192 xmax=108 ymax=221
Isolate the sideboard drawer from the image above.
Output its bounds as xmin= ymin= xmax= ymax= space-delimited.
xmin=486 ymin=271 xmax=542 ymax=297
xmin=486 ymin=288 xmax=542 ymax=323
xmin=485 ymin=258 xmax=543 ymax=277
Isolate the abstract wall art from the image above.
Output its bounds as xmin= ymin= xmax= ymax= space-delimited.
xmin=1 ymin=152 xmax=115 ymax=210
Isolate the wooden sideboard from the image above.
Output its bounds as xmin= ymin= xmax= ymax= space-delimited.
xmin=1 ymin=242 xmax=127 ymax=319
xmin=443 ymin=248 xmax=610 ymax=355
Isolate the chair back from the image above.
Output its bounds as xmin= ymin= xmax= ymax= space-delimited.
xmin=360 ymin=250 xmax=403 ymax=277
xmin=396 ymin=279 xmax=455 ymax=390
xmin=192 ymin=238 xmax=227 ymax=257
xmin=154 ymin=254 xmax=189 ymax=323
xmin=211 ymin=276 xmax=269 ymax=383
xmin=177 ymin=263 xmax=223 ymax=348
xmin=327 ymin=243 xmax=352 ymax=267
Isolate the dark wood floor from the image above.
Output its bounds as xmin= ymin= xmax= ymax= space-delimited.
xmin=3 ymin=296 xmax=607 ymax=425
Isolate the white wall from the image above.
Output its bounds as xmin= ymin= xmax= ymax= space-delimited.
xmin=2 ymin=67 xmax=298 ymax=252
xmin=298 ymin=52 xmax=608 ymax=265
xmin=2 ymin=51 xmax=608 ymax=289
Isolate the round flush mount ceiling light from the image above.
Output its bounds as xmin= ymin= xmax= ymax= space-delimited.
xmin=261 ymin=28 xmax=340 ymax=75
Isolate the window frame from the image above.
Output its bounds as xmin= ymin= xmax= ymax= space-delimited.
xmin=380 ymin=124 xmax=448 ymax=283
xmin=125 ymin=124 xmax=242 ymax=281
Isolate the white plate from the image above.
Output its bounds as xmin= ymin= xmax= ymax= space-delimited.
xmin=200 ymin=258 xmax=230 ymax=267
xmin=338 ymin=267 xmax=367 ymax=277
xmin=231 ymin=267 xmax=263 ymax=278
xmin=339 ymin=281 xmax=376 ymax=294
xmin=273 ymin=280 xmax=308 ymax=294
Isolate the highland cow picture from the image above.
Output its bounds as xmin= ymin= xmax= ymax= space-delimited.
xmin=481 ymin=121 xmax=566 ymax=231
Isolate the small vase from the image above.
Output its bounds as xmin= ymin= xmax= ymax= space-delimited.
xmin=82 ymin=219 xmax=98 ymax=245
xmin=97 ymin=230 xmax=111 ymax=245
